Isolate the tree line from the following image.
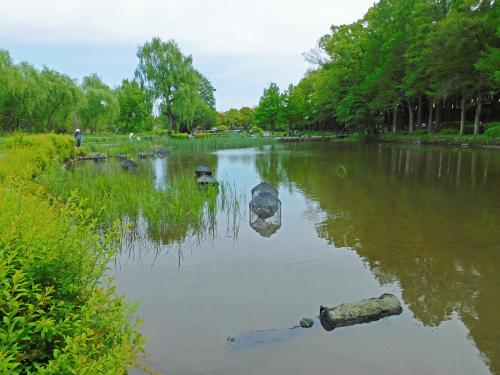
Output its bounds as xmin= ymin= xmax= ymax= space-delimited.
xmin=253 ymin=0 xmax=500 ymax=135
xmin=0 ymin=38 xmax=217 ymax=134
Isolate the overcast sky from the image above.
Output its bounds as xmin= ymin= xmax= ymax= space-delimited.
xmin=0 ymin=0 xmax=374 ymax=111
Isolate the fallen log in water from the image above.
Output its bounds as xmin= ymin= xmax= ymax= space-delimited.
xmin=319 ymin=293 xmax=402 ymax=331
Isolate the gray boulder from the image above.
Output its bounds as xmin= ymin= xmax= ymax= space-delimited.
xmin=121 ymin=159 xmax=138 ymax=171
xmin=156 ymin=147 xmax=170 ymax=158
xmin=319 ymin=293 xmax=402 ymax=331
xmin=251 ymin=181 xmax=278 ymax=198
xmin=300 ymin=318 xmax=314 ymax=328
xmin=250 ymin=193 xmax=280 ymax=219
xmin=197 ymin=175 xmax=218 ymax=186
xmin=195 ymin=165 xmax=212 ymax=178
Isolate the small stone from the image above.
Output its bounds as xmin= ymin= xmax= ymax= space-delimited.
xmin=300 ymin=318 xmax=314 ymax=328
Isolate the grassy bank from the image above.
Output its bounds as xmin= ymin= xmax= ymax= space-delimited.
xmin=378 ymin=126 xmax=500 ymax=148
xmin=0 ymin=134 xmax=144 ymax=373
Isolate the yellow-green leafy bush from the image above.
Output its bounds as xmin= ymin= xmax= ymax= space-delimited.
xmin=170 ymin=132 xmax=190 ymax=139
xmin=0 ymin=134 xmax=143 ymax=374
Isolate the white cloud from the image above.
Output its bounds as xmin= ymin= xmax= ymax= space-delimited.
xmin=1 ymin=0 xmax=375 ymax=109
xmin=1 ymin=0 xmax=373 ymax=56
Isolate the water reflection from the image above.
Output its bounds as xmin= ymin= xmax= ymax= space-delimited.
xmin=251 ymin=142 xmax=500 ymax=374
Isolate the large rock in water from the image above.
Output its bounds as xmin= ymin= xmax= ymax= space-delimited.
xmin=251 ymin=181 xmax=278 ymax=198
xmin=195 ymin=165 xmax=212 ymax=178
xmin=116 ymin=153 xmax=128 ymax=161
xmin=156 ymin=147 xmax=170 ymax=158
xmin=319 ymin=293 xmax=402 ymax=331
xmin=250 ymin=193 xmax=280 ymax=219
xmin=197 ymin=175 xmax=218 ymax=186
xmin=121 ymin=159 xmax=138 ymax=171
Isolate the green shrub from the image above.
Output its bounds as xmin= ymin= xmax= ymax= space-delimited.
xmin=251 ymin=126 xmax=263 ymax=135
xmin=485 ymin=123 xmax=500 ymax=140
xmin=0 ymin=134 xmax=144 ymax=373
xmin=195 ymin=132 xmax=212 ymax=139
xmin=414 ymin=129 xmax=427 ymax=135
xmin=170 ymin=132 xmax=190 ymax=139
xmin=440 ymin=129 xmax=457 ymax=135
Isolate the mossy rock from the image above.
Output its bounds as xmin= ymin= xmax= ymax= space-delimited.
xmin=320 ymin=293 xmax=402 ymax=331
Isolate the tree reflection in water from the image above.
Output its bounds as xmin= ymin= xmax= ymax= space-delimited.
xmin=253 ymin=142 xmax=500 ymax=374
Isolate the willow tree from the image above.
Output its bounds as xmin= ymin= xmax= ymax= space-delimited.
xmin=135 ymin=38 xmax=199 ymax=131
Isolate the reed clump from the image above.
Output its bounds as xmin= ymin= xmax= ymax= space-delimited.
xmin=44 ymin=163 xmax=243 ymax=246
xmin=82 ymin=134 xmax=275 ymax=156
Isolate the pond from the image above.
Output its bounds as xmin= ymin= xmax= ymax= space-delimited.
xmin=105 ymin=142 xmax=499 ymax=375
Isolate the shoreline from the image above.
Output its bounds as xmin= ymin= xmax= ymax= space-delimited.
xmin=376 ymin=135 xmax=500 ymax=150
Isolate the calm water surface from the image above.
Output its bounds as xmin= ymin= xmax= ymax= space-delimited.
xmin=109 ymin=142 xmax=500 ymax=375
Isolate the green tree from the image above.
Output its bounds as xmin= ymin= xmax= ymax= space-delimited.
xmin=135 ymin=38 xmax=199 ymax=131
xmin=253 ymin=82 xmax=286 ymax=133
xmin=116 ymin=79 xmax=152 ymax=133
xmin=79 ymin=74 xmax=118 ymax=133
xmin=239 ymin=107 xmax=254 ymax=130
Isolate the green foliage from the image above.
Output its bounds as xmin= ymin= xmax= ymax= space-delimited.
xmin=264 ymin=0 xmax=500 ymax=133
xmin=116 ymin=79 xmax=152 ymax=133
xmin=195 ymin=132 xmax=212 ymax=138
xmin=253 ymin=83 xmax=286 ymax=132
xmin=171 ymin=132 xmax=190 ymax=139
xmin=217 ymin=107 xmax=254 ymax=130
xmin=251 ymin=125 xmax=263 ymax=135
xmin=0 ymin=51 xmax=82 ymax=133
xmin=79 ymin=74 xmax=119 ymax=134
xmin=1 ymin=40 xmax=216 ymax=136
xmin=0 ymin=134 xmax=143 ymax=373
xmin=485 ymin=123 xmax=500 ymax=139
xmin=135 ymin=38 xmax=216 ymax=132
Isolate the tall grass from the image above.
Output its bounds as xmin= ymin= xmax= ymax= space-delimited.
xmin=82 ymin=134 xmax=276 ymax=156
xmin=43 ymin=161 xmax=244 ymax=248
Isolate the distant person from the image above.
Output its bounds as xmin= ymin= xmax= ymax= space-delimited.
xmin=73 ymin=129 xmax=82 ymax=147
xmin=129 ymin=132 xmax=134 ymax=143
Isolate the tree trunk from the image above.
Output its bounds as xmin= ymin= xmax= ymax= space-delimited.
xmin=417 ymin=95 xmax=423 ymax=129
xmin=474 ymin=93 xmax=482 ymax=135
xmin=166 ymin=105 xmax=175 ymax=132
xmin=435 ymin=100 xmax=441 ymax=133
xmin=460 ymin=95 xmax=466 ymax=135
xmin=428 ymin=100 xmax=433 ymax=135
xmin=392 ymin=104 xmax=398 ymax=133
xmin=408 ymin=97 xmax=414 ymax=134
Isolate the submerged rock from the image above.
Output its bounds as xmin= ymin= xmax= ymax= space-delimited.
xmin=195 ymin=165 xmax=212 ymax=178
xmin=227 ymin=326 xmax=302 ymax=350
xmin=116 ymin=153 xmax=127 ymax=161
xmin=138 ymin=152 xmax=148 ymax=159
xmin=300 ymin=318 xmax=314 ymax=328
xmin=90 ymin=153 xmax=106 ymax=162
xmin=197 ymin=175 xmax=218 ymax=186
xmin=156 ymin=147 xmax=170 ymax=158
xmin=319 ymin=293 xmax=402 ymax=331
xmin=121 ymin=159 xmax=138 ymax=171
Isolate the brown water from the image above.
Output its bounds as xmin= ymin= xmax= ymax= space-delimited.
xmin=110 ymin=142 xmax=500 ymax=375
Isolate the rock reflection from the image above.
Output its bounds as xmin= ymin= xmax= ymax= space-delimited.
xmin=249 ymin=182 xmax=282 ymax=238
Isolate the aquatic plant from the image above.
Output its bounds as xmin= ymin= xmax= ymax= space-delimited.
xmin=81 ymin=134 xmax=276 ymax=157
xmin=44 ymin=161 xmax=244 ymax=248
